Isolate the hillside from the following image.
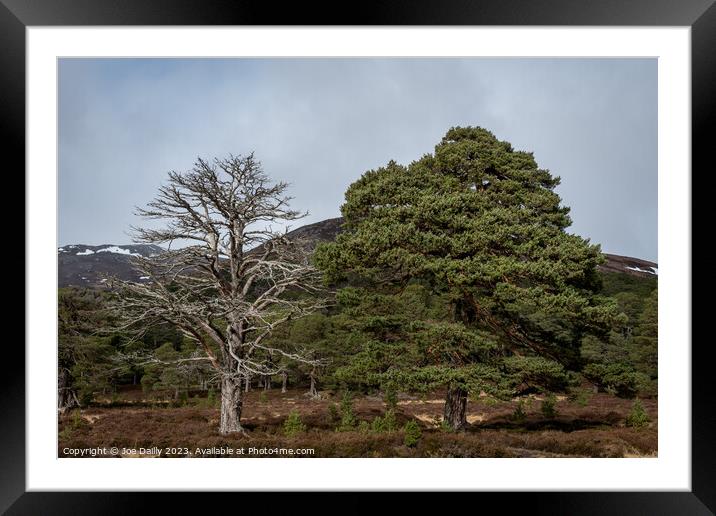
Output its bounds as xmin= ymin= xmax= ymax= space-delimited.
xmin=58 ymin=218 xmax=657 ymax=287
xmin=58 ymin=244 xmax=164 ymax=287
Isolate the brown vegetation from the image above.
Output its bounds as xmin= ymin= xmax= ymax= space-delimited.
xmin=58 ymin=387 xmax=657 ymax=458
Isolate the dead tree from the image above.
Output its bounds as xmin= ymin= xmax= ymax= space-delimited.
xmin=110 ymin=154 xmax=326 ymax=434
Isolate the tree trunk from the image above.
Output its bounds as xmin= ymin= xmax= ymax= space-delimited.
xmin=219 ymin=376 xmax=244 ymax=435
xmin=444 ymin=384 xmax=468 ymax=430
xmin=244 ymin=374 xmax=251 ymax=392
xmin=265 ymin=357 xmax=273 ymax=390
xmin=58 ymin=367 xmax=79 ymax=413
xmin=308 ymin=370 xmax=318 ymax=398
xmin=281 ymin=371 xmax=288 ymax=393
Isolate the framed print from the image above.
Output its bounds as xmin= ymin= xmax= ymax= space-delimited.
xmin=5 ymin=0 xmax=713 ymax=513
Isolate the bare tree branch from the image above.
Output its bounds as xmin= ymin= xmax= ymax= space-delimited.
xmin=107 ymin=154 xmax=329 ymax=394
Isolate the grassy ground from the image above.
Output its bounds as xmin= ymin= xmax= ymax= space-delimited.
xmin=58 ymin=386 xmax=657 ymax=458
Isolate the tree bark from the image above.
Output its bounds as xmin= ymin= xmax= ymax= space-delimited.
xmin=219 ymin=376 xmax=244 ymax=435
xmin=281 ymin=371 xmax=288 ymax=393
xmin=444 ymin=384 xmax=468 ymax=430
xmin=58 ymin=367 xmax=79 ymax=413
xmin=265 ymin=357 xmax=273 ymax=390
xmin=308 ymin=370 xmax=318 ymax=398
xmin=244 ymin=374 xmax=251 ymax=392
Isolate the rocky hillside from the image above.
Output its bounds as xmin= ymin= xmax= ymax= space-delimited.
xmin=599 ymin=253 xmax=658 ymax=277
xmin=58 ymin=244 xmax=164 ymax=288
xmin=58 ymin=218 xmax=657 ymax=287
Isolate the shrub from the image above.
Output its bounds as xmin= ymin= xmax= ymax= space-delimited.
xmin=566 ymin=371 xmax=582 ymax=388
xmin=337 ymin=391 xmax=357 ymax=431
xmin=207 ymin=388 xmax=217 ymax=407
xmin=283 ymin=410 xmax=307 ymax=437
xmin=569 ymin=388 xmax=592 ymax=407
xmin=259 ymin=391 xmax=268 ymax=403
xmin=58 ymin=427 xmax=73 ymax=441
xmin=384 ymin=386 xmax=398 ymax=410
xmin=440 ymin=419 xmax=453 ymax=433
xmin=483 ymin=396 xmax=499 ymax=407
xmin=625 ymin=399 xmax=650 ymax=428
xmin=371 ymin=409 xmax=398 ymax=433
xmin=357 ymin=421 xmax=370 ymax=434
xmin=327 ymin=402 xmax=340 ymax=424
xmin=71 ymin=408 xmax=85 ymax=429
xmin=510 ymin=400 xmax=527 ymax=423
xmin=583 ymin=363 xmax=650 ymax=398
xmin=403 ymin=420 xmax=422 ymax=447
xmin=503 ymin=355 xmax=572 ymax=392
xmin=541 ymin=394 xmax=557 ymax=419
xmin=60 ymin=409 xmax=86 ymax=440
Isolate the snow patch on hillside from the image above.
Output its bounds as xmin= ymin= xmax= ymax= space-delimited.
xmin=96 ymin=246 xmax=142 ymax=257
xmin=58 ymin=245 xmax=144 ymax=257
xmin=626 ymin=265 xmax=658 ymax=275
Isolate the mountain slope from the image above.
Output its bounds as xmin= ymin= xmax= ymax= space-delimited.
xmin=58 ymin=244 xmax=163 ymax=288
xmin=58 ymin=218 xmax=657 ymax=287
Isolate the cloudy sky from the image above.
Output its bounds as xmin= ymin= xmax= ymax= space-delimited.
xmin=59 ymin=58 xmax=657 ymax=261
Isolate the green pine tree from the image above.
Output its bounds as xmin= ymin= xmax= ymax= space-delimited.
xmin=632 ymin=287 xmax=657 ymax=380
xmin=315 ymin=126 xmax=622 ymax=430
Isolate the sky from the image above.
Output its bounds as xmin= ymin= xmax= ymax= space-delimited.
xmin=58 ymin=58 xmax=657 ymax=262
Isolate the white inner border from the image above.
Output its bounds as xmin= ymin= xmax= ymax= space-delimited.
xmin=26 ymin=27 xmax=691 ymax=491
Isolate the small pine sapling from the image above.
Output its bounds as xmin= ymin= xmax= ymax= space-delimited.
xmin=403 ymin=420 xmax=422 ymax=447
xmin=283 ymin=410 xmax=307 ymax=437
xmin=625 ymin=398 xmax=650 ymax=428
xmin=541 ymin=393 xmax=558 ymax=419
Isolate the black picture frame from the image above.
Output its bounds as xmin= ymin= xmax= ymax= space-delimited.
xmin=4 ymin=1 xmax=711 ymax=513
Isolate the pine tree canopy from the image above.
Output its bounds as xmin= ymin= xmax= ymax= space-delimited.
xmin=315 ymin=126 xmax=623 ymax=397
